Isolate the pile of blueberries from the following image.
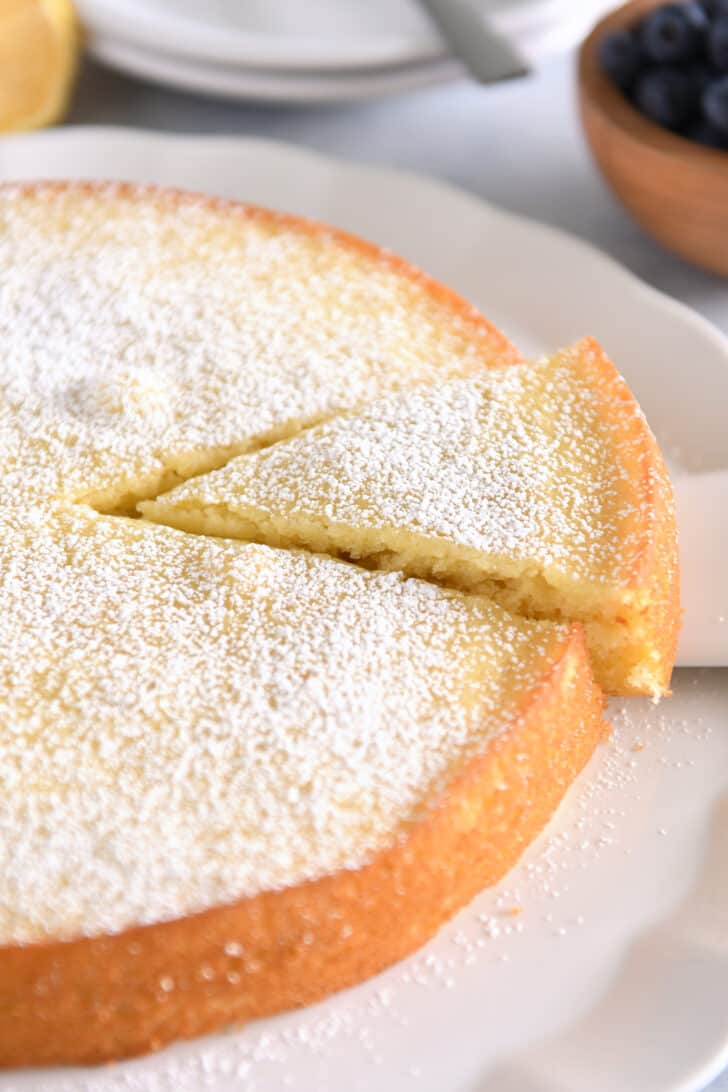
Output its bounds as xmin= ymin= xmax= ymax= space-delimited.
xmin=599 ymin=1 xmax=728 ymax=149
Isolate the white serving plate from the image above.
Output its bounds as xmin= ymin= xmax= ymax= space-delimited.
xmin=87 ymin=34 xmax=462 ymax=105
xmin=0 ymin=130 xmax=725 ymax=1092
xmin=74 ymin=0 xmax=617 ymax=72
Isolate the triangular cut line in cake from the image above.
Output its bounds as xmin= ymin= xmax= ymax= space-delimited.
xmin=87 ymin=410 xmax=343 ymax=517
xmin=141 ymin=338 xmax=680 ymax=698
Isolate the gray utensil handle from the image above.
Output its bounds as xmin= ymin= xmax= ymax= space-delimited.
xmin=417 ymin=0 xmax=529 ymax=83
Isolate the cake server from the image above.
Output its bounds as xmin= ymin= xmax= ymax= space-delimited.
xmin=416 ymin=0 xmax=530 ymax=83
xmin=674 ymin=469 xmax=728 ymax=667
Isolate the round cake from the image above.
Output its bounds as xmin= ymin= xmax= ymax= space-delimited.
xmin=0 ymin=183 xmax=674 ymax=1067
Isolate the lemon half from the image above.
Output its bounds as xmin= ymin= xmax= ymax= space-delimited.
xmin=0 ymin=0 xmax=79 ymax=132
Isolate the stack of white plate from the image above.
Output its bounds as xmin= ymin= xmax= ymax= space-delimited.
xmin=76 ymin=0 xmax=617 ymax=104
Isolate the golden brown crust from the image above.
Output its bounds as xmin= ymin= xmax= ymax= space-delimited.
xmin=631 ymin=422 xmax=680 ymax=696
xmin=0 ymin=627 xmax=606 ymax=1068
xmin=568 ymin=337 xmax=680 ymax=695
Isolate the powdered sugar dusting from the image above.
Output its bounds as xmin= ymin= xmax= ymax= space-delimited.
xmin=0 ymin=510 xmax=564 ymax=942
xmin=0 ymin=183 xmax=514 ymax=511
xmin=148 ymin=345 xmax=653 ymax=589
xmin=0 ymin=184 xmax=552 ymax=944
xmin=7 ymin=673 xmax=722 ymax=1092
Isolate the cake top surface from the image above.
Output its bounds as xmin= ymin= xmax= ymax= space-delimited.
xmin=145 ymin=340 xmax=657 ymax=593
xmin=0 ymin=184 xmax=553 ymax=945
xmin=0 ymin=508 xmax=566 ymax=943
xmin=0 ymin=182 xmax=517 ymax=513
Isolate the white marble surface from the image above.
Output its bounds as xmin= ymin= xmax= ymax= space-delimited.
xmin=60 ymin=50 xmax=728 ymax=1092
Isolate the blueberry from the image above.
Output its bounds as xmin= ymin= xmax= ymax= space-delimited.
xmin=686 ymin=62 xmax=715 ymax=94
xmin=599 ymin=29 xmax=643 ymax=90
xmin=698 ymin=0 xmax=728 ymax=15
xmin=683 ymin=116 xmax=728 ymax=145
xmin=633 ymin=66 xmax=702 ymax=128
xmin=703 ymin=74 xmax=728 ymax=131
xmin=641 ymin=4 xmax=708 ymax=63
xmin=708 ymin=17 xmax=728 ymax=70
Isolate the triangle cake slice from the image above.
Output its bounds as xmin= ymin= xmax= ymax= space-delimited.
xmin=142 ymin=338 xmax=679 ymax=697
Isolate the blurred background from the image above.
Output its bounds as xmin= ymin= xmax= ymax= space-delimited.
xmin=3 ymin=0 xmax=727 ymax=308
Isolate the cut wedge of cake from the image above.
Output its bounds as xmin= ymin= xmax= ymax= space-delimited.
xmin=143 ymin=338 xmax=679 ymax=697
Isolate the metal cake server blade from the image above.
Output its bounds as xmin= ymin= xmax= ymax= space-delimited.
xmin=417 ymin=0 xmax=531 ymax=83
xmin=674 ymin=469 xmax=728 ymax=667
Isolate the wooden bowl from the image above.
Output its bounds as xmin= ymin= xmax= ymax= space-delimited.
xmin=578 ymin=0 xmax=728 ymax=276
